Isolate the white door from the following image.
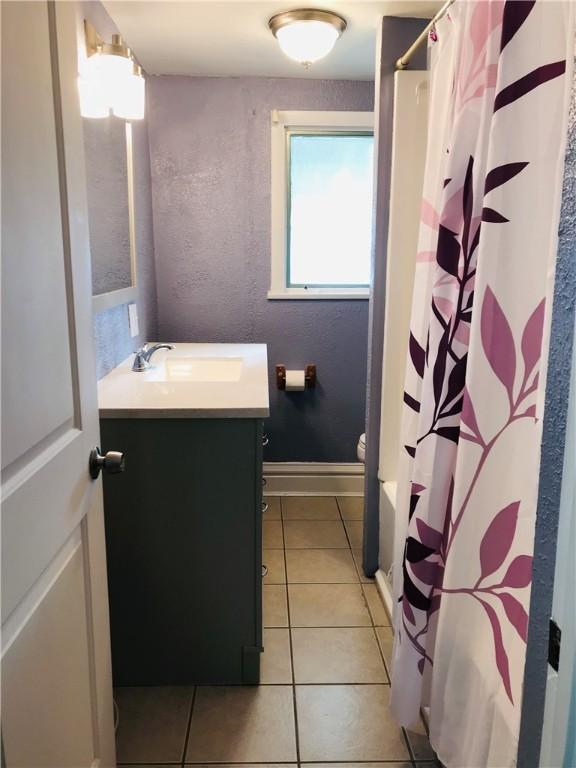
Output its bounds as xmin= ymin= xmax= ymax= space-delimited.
xmin=539 ymin=314 xmax=576 ymax=768
xmin=1 ymin=2 xmax=115 ymax=766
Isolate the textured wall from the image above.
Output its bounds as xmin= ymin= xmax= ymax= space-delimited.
xmin=82 ymin=1 xmax=158 ymax=379
xmin=147 ymin=76 xmax=374 ymax=462
xmin=362 ymin=18 xmax=428 ymax=575
xmin=517 ymin=60 xmax=576 ymax=766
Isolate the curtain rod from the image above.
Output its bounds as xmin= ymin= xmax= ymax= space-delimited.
xmin=395 ymin=0 xmax=455 ymax=70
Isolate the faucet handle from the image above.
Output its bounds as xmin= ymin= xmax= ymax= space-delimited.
xmin=132 ymin=343 xmax=174 ymax=372
xmin=132 ymin=347 xmax=151 ymax=372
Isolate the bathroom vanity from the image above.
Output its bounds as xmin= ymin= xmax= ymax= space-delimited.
xmin=98 ymin=343 xmax=269 ymax=685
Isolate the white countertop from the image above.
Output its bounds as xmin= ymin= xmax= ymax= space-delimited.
xmin=98 ymin=343 xmax=269 ymax=419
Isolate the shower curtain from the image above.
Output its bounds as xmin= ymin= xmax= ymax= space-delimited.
xmin=390 ymin=2 xmax=574 ymax=766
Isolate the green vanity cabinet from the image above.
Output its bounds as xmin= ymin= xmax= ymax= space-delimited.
xmin=100 ymin=416 xmax=264 ymax=686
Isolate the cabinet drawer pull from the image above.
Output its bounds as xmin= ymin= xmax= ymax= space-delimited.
xmin=262 ymin=434 xmax=269 ymax=447
xmin=262 ymin=565 xmax=268 ymax=577
xmin=262 ymin=477 xmax=267 ymax=486
xmin=262 ymin=502 xmax=269 ymax=514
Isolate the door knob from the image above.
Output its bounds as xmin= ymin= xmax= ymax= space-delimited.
xmin=89 ymin=447 xmax=125 ymax=479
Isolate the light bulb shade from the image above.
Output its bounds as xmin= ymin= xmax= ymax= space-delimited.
xmin=79 ymin=51 xmax=145 ymax=120
xmin=112 ymin=70 xmax=145 ymax=120
xmin=78 ymin=74 xmax=109 ymax=118
xmin=95 ymin=51 xmax=134 ymax=89
xmin=276 ymin=20 xmax=339 ymax=64
xmin=269 ymin=10 xmax=346 ymax=66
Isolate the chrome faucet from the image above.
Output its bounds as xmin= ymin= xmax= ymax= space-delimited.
xmin=132 ymin=343 xmax=174 ymax=372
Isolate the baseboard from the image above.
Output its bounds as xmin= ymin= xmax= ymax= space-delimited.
xmin=263 ymin=462 xmax=364 ymax=496
xmin=375 ymin=568 xmax=394 ymax=623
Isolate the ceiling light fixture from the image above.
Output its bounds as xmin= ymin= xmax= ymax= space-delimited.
xmin=268 ymin=9 xmax=347 ymax=67
xmin=79 ymin=21 xmax=145 ymax=120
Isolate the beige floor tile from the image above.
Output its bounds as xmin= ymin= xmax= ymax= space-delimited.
xmin=352 ymin=549 xmax=375 ymax=583
xmin=285 ymin=549 xmax=358 ymax=583
xmin=263 ymin=496 xmax=282 ymax=520
xmin=292 ymin=627 xmax=388 ymax=683
xmin=187 ymin=765 xmax=296 ymax=768
xmin=263 ymin=584 xmax=289 ymax=627
xmin=186 ymin=686 xmax=297 ymax=762
xmin=262 ymin=549 xmax=286 ymax=584
xmin=362 ymin=583 xmax=390 ymax=626
xmin=284 ymin=520 xmax=348 ymax=549
xmin=308 ymin=764 xmax=411 ymax=768
xmin=337 ymin=496 xmax=365 ymax=520
xmin=375 ymin=625 xmax=394 ymax=673
xmin=405 ymin=718 xmax=436 ymax=760
xmin=296 ymin=685 xmax=410 ymax=762
xmin=288 ymin=584 xmax=372 ymax=627
xmin=114 ymin=686 xmax=193 ymax=764
xmin=261 ymin=628 xmax=292 ymax=684
xmin=263 ymin=520 xmax=284 ymax=549
xmin=282 ymin=496 xmax=340 ymax=520
xmin=344 ymin=520 xmax=363 ymax=549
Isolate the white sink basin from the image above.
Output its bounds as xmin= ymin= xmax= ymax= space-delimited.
xmin=98 ymin=343 xmax=269 ymax=418
xmin=162 ymin=356 xmax=243 ymax=382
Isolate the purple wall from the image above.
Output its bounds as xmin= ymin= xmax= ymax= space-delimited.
xmin=147 ymin=76 xmax=374 ymax=462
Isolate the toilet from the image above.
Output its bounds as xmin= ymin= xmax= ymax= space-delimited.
xmin=357 ymin=432 xmax=366 ymax=463
xmin=356 ymin=431 xmax=394 ymax=616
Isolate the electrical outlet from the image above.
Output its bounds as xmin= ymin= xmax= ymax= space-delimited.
xmin=128 ymin=303 xmax=139 ymax=338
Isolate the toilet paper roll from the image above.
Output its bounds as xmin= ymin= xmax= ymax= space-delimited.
xmin=285 ymin=370 xmax=306 ymax=391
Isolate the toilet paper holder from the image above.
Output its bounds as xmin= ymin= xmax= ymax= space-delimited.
xmin=276 ymin=364 xmax=316 ymax=390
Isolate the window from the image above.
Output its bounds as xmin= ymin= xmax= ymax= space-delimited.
xmin=270 ymin=111 xmax=374 ymax=299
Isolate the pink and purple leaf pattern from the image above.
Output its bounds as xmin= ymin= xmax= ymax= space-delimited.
xmin=479 ymin=598 xmax=514 ymax=704
xmin=390 ymin=2 xmax=570 ymax=760
xmin=481 ymin=287 xmax=516 ymax=402
xmin=479 ymin=501 xmax=520 ymax=581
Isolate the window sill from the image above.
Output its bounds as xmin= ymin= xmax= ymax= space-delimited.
xmin=267 ymin=289 xmax=370 ymax=300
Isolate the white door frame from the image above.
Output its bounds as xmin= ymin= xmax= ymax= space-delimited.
xmin=539 ymin=312 xmax=576 ymax=767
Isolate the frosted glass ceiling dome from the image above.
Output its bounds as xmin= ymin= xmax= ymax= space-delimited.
xmin=269 ymin=9 xmax=347 ymax=67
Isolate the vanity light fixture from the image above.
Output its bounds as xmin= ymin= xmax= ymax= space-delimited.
xmin=79 ymin=21 xmax=145 ymax=119
xmin=112 ymin=64 xmax=146 ymax=121
xmin=268 ymin=9 xmax=347 ymax=67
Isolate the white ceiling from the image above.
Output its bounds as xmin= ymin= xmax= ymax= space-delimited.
xmin=103 ymin=1 xmax=441 ymax=80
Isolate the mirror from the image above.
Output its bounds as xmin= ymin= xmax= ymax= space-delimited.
xmin=84 ymin=116 xmax=136 ymax=308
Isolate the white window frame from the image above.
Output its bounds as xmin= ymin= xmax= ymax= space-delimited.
xmin=269 ymin=109 xmax=374 ymax=300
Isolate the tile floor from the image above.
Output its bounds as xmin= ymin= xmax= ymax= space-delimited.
xmin=115 ymin=495 xmax=437 ymax=768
